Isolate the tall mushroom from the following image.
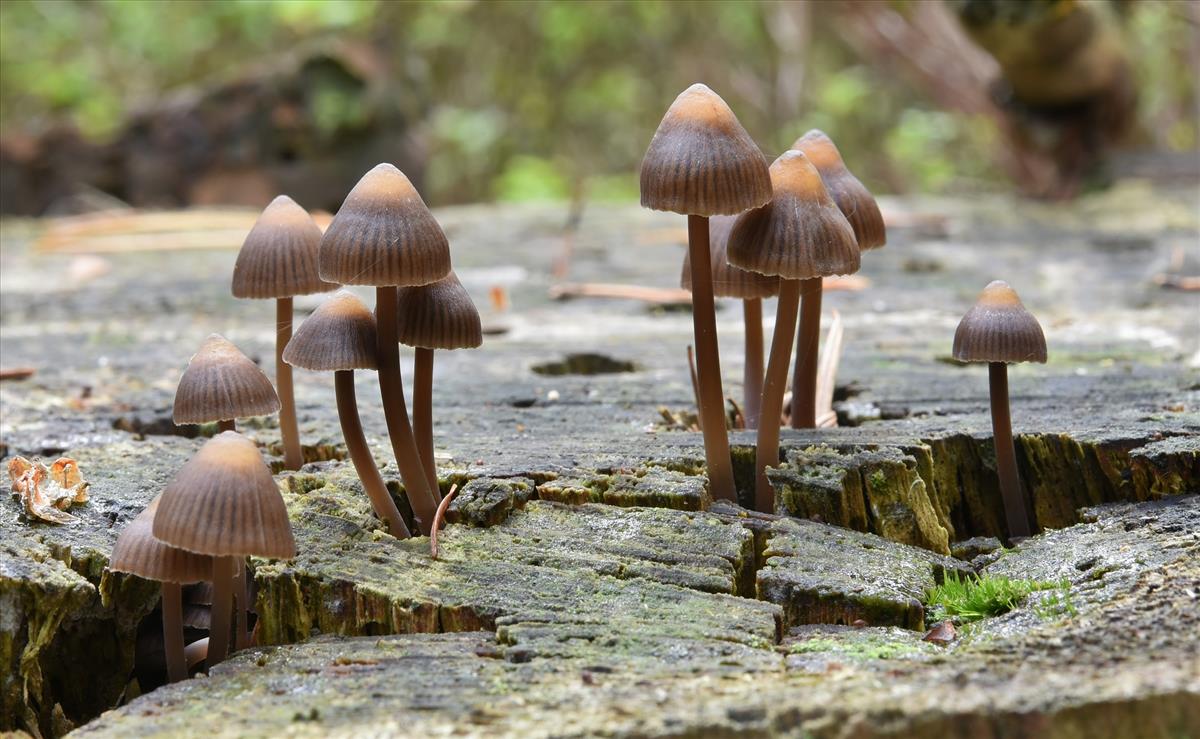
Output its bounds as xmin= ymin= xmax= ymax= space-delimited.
xmin=232 ymin=195 xmax=337 ymax=470
xmin=728 ymin=150 xmax=858 ymax=512
xmin=109 ymin=495 xmax=212 ymax=683
xmin=953 ymin=280 xmax=1047 ymax=539
xmin=284 ymin=290 xmax=411 ymax=539
xmin=319 ymin=163 xmax=449 ymax=534
xmin=152 ymin=431 xmax=295 ymax=668
xmin=173 ymin=334 xmax=280 ymax=434
xmin=640 ymin=83 xmax=772 ymax=501
xmin=681 ymin=215 xmax=780 ymax=428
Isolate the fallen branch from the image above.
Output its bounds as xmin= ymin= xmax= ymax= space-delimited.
xmin=550 ymin=276 xmax=868 ymax=304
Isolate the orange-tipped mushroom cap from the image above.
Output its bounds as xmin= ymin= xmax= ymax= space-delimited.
xmin=793 ymin=130 xmax=886 ymax=250
xmin=173 ymin=334 xmax=281 ymax=425
xmin=110 ymin=496 xmax=213 ymax=584
xmin=953 ymin=281 xmax=1047 ymax=364
xmin=681 ymin=215 xmax=780 ymax=299
xmin=727 ymin=150 xmax=859 ymax=280
xmin=640 ymin=84 xmax=772 ymax=216
xmin=392 ymin=271 xmax=483 ymax=350
xmin=232 ymin=195 xmax=338 ymax=299
xmin=318 ymin=164 xmax=451 ymax=287
xmin=283 ymin=290 xmax=378 ymax=372
xmin=153 ymin=431 xmax=296 ymax=559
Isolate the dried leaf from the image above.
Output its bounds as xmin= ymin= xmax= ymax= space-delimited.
xmin=8 ymin=456 xmax=90 ymax=524
xmin=922 ymin=620 xmax=958 ymax=645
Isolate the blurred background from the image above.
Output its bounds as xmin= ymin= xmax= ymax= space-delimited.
xmin=0 ymin=0 xmax=1197 ymax=216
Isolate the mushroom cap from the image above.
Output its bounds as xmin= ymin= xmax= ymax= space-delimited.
xmin=173 ymin=334 xmax=281 ymax=425
xmin=231 ymin=195 xmax=338 ymax=299
xmin=391 ymin=271 xmax=483 ymax=350
xmin=640 ymin=83 xmax=773 ymax=216
xmin=680 ymin=215 xmax=780 ymax=299
xmin=953 ymin=280 xmax=1047 ymax=364
xmin=153 ymin=431 xmax=296 ymax=559
xmin=318 ymin=163 xmax=451 ymax=287
xmin=109 ymin=496 xmax=214 ymax=584
xmin=793 ymin=130 xmax=886 ymax=250
xmin=283 ymin=290 xmax=378 ymax=371
xmin=726 ymin=150 xmax=860 ymax=280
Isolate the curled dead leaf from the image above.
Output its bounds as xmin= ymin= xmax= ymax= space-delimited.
xmin=8 ymin=456 xmax=89 ymax=524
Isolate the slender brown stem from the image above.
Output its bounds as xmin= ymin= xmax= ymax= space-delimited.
xmin=990 ymin=362 xmax=1031 ymax=538
xmin=375 ymin=286 xmax=438 ymax=535
xmin=742 ymin=298 xmax=764 ymax=429
xmin=756 ymin=279 xmax=801 ymax=512
xmin=207 ymin=556 xmax=234 ymax=669
xmin=430 ymin=483 xmax=460 ymax=560
xmin=232 ymin=560 xmax=249 ymax=651
xmin=790 ymin=278 xmax=823 ymax=429
xmin=184 ymin=638 xmax=208 ymax=671
xmin=217 ymin=419 xmax=236 ymax=433
xmin=413 ymin=347 xmax=438 ymax=498
xmin=687 ymin=215 xmax=736 ymax=501
xmin=161 ymin=581 xmax=186 ymax=683
xmin=686 ymin=345 xmax=702 ymax=431
xmin=276 ymin=297 xmax=303 ymax=470
xmin=336 ymin=370 xmax=411 ymax=538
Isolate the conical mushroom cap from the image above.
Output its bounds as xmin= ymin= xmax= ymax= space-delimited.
xmin=283 ymin=290 xmax=378 ymax=371
xmin=681 ymin=215 xmax=780 ymax=299
xmin=110 ymin=496 xmax=213 ymax=584
xmin=392 ymin=271 xmax=483 ymax=350
xmin=153 ymin=431 xmax=296 ymax=559
xmin=727 ymin=150 xmax=859 ymax=280
xmin=318 ymin=164 xmax=451 ymax=287
xmin=640 ymin=84 xmax=772 ymax=216
xmin=793 ymin=130 xmax=886 ymax=250
xmin=953 ymin=281 xmax=1047 ymax=363
xmin=231 ymin=195 xmax=338 ymax=299
xmin=173 ymin=334 xmax=281 ymax=425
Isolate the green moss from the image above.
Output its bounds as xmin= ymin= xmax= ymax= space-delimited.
xmin=926 ymin=572 xmax=1065 ymax=624
xmin=788 ymin=631 xmax=924 ymax=660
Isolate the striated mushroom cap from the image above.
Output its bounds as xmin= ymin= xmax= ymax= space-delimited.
xmin=283 ymin=290 xmax=378 ymax=372
xmin=231 ymin=195 xmax=338 ymax=299
xmin=727 ymin=150 xmax=859 ymax=280
xmin=953 ymin=280 xmax=1047 ymax=364
xmin=110 ymin=496 xmax=213 ymax=584
xmin=680 ymin=215 xmax=780 ymax=299
xmin=318 ymin=163 xmax=451 ymax=287
xmin=153 ymin=431 xmax=296 ymax=559
xmin=640 ymin=84 xmax=772 ymax=216
xmin=391 ymin=271 xmax=483 ymax=350
xmin=793 ymin=130 xmax=886 ymax=250
xmin=173 ymin=334 xmax=280 ymax=425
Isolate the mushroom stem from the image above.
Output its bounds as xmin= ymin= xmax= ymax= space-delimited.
xmin=184 ymin=638 xmax=208 ymax=671
xmin=161 ymin=581 xmax=186 ymax=683
xmin=217 ymin=419 xmax=236 ymax=433
xmin=276 ymin=297 xmax=303 ymax=470
xmin=989 ymin=362 xmax=1032 ymax=538
xmin=336 ymin=369 xmax=412 ymax=538
xmin=375 ymin=286 xmax=438 ymax=535
xmin=742 ymin=298 xmax=764 ymax=429
xmin=232 ymin=560 xmax=250 ymax=651
xmin=686 ymin=214 xmax=736 ymax=502
xmin=790 ymin=278 xmax=823 ymax=429
xmin=755 ymin=279 xmax=801 ymax=512
xmin=413 ymin=347 xmax=438 ymax=498
xmin=207 ymin=556 xmax=235 ymax=669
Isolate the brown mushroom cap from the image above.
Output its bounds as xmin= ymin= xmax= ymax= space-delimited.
xmin=793 ymin=130 xmax=886 ymax=250
xmin=232 ymin=195 xmax=338 ymax=299
xmin=726 ymin=150 xmax=859 ymax=280
xmin=110 ymin=496 xmax=213 ymax=584
xmin=283 ymin=290 xmax=378 ymax=372
xmin=681 ymin=215 xmax=780 ymax=299
xmin=318 ymin=163 xmax=451 ymax=287
xmin=640 ymin=83 xmax=772 ymax=216
xmin=153 ymin=431 xmax=296 ymax=559
xmin=392 ymin=271 xmax=483 ymax=350
xmin=953 ymin=280 xmax=1047 ymax=364
xmin=173 ymin=334 xmax=281 ymax=425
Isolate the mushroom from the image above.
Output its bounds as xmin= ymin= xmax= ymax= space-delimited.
xmin=953 ymin=280 xmax=1047 ymax=539
xmin=109 ymin=495 xmax=213 ymax=683
xmin=232 ymin=195 xmax=337 ymax=470
xmin=318 ymin=164 xmax=449 ymax=534
xmin=283 ymin=290 xmax=411 ymax=539
xmin=728 ymin=150 xmax=858 ymax=511
xmin=390 ymin=271 xmax=482 ymax=488
xmin=640 ymin=83 xmax=772 ymax=501
xmin=173 ymin=334 xmax=280 ymax=434
xmin=152 ymin=431 xmax=295 ymax=668
xmin=681 ymin=215 xmax=780 ymax=428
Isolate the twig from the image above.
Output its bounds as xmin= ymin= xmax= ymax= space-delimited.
xmin=687 ymin=345 xmax=702 ymax=432
xmin=429 ymin=483 xmax=459 ymax=560
xmin=0 ymin=367 xmax=36 ymax=381
xmin=550 ymin=276 xmax=868 ymax=304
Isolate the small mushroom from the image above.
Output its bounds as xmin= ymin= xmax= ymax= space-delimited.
xmin=173 ymin=334 xmax=280 ymax=433
xmin=953 ymin=280 xmax=1047 ymax=539
xmin=640 ymin=83 xmax=772 ymax=502
xmin=152 ymin=431 xmax=295 ymax=668
xmin=232 ymin=195 xmax=337 ymax=470
xmin=284 ymin=290 xmax=411 ymax=539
